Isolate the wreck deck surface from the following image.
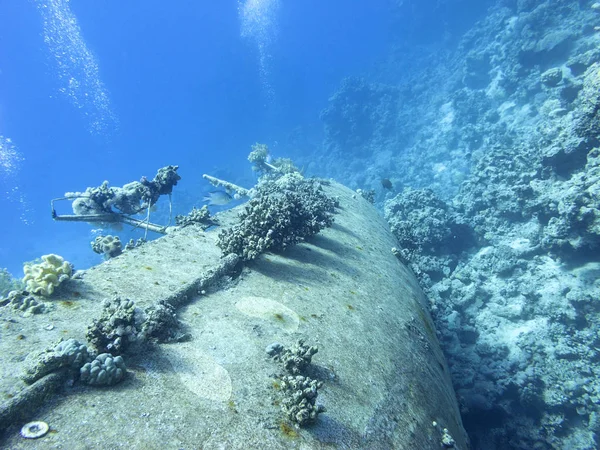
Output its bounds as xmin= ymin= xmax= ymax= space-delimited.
xmin=0 ymin=182 xmax=468 ymax=449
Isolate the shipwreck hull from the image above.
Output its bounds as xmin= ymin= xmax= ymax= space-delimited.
xmin=0 ymin=181 xmax=468 ymax=449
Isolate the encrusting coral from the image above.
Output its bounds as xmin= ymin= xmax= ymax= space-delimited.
xmin=87 ymin=297 xmax=139 ymax=355
xmin=268 ymin=340 xmax=326 ymax=426
xmin=91 ymin=235 xmax=123 ymax=259
xmin=22 ymin=338 xmax=90 ymax=384
xmin=280 ymin=375 xmax=326 ymax=426
xmin=87 ymin=296 xmax=183 ymax=355
xmin=175 ymin=205 xmax=218 ymax=229
xmin=273 ymin=339 xmax=319 ymax=375
xmin=5 ymin=290 xmax=46 ymax=316
xmin=67 ymin=166 xmax=181 ymax=217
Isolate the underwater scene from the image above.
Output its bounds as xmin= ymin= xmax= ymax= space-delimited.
xmin=1 ymin=0 xmax=600 ymax=449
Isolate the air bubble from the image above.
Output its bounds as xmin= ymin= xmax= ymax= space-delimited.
xmin=239 ymin=0 xmax=280 ymax=103
xmin=35 ymin=0 xmax=118 ymax=136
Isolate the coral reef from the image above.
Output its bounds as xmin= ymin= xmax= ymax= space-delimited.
xmin=384 ymin=188 xmax=474 ymax=286
xmin=358 ymin=3 xmax=600 ymax=448
xmin=124 ymin=237 xmax=146 ymax=250
xmin=540 ymin=67 xmax=563 ymax=87
xmin=268 ymin=340 xmax=325 ymax=426
xmin=0 ymin=268 xmax=23 ymax=298
xmin=66 ymin=165 xmax=180 ymax=217
xmin=217 ymin=173 xmax=337 ymax=261
xmin=80 ymin=353 xmax=127 ymax=386
xmin=248 ymin=142 xmax=280 ymax=175
xmin=22 ymin=338 xmax=90 ymax=384
xmin=536 ymin=147 xmax=600 ymax=255
xmin=297 ymin=1 xmax=600 ymax=447
xmin=247 ymin=143 xmax=301 ymax=177
xmin=87 ymin=296 xmax=183 ymax=355
xmin=319 ymin=77 xmax=400 ymax=157
xmin=86 ymin=297 xmax=139 ymax=355
xmin=4 ymin=290 xmax=46 ymax=316
xmin=385 ymin=188 xmax=472 ymax=258
xmin=272 ymin=339 xmax=318 ymax=375
xmin=138 ymin=299 xmax=184 ymax=343
xmin=357 ymin=188 xmax=375 ymax=204
xmin=91 ymin=235 xmax=123 ymax=259
xmin=279 ymin=375 xmax=326 ymax=426
xmin=265 ymin=342 xmax=284 ymax=357
xmin=175 ymin=205 xmax=218 ymax=229
xmin=22 ymin=254 xmax=72 ymax=297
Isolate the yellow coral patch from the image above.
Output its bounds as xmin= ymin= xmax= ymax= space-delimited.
xmin=23 ymin=254 xmax=72 ymax=296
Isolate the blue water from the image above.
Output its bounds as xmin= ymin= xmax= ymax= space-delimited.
xmin=0 ymin=0 xmax=414 ymax=276
xmin=9 ymin=2 xmax=600 ymax=449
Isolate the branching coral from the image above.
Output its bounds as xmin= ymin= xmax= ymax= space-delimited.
xmin=217 ymin=173 xmax=337 ymax=261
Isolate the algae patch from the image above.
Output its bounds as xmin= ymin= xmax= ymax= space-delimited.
xmin=235 ymin=296 xmax=300 ymax=332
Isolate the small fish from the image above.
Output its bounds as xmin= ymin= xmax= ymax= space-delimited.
xmin=381 ymin=178 xmax=393 ymax=190
xmin=203 ymin=191 xmax=233 ymax=206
